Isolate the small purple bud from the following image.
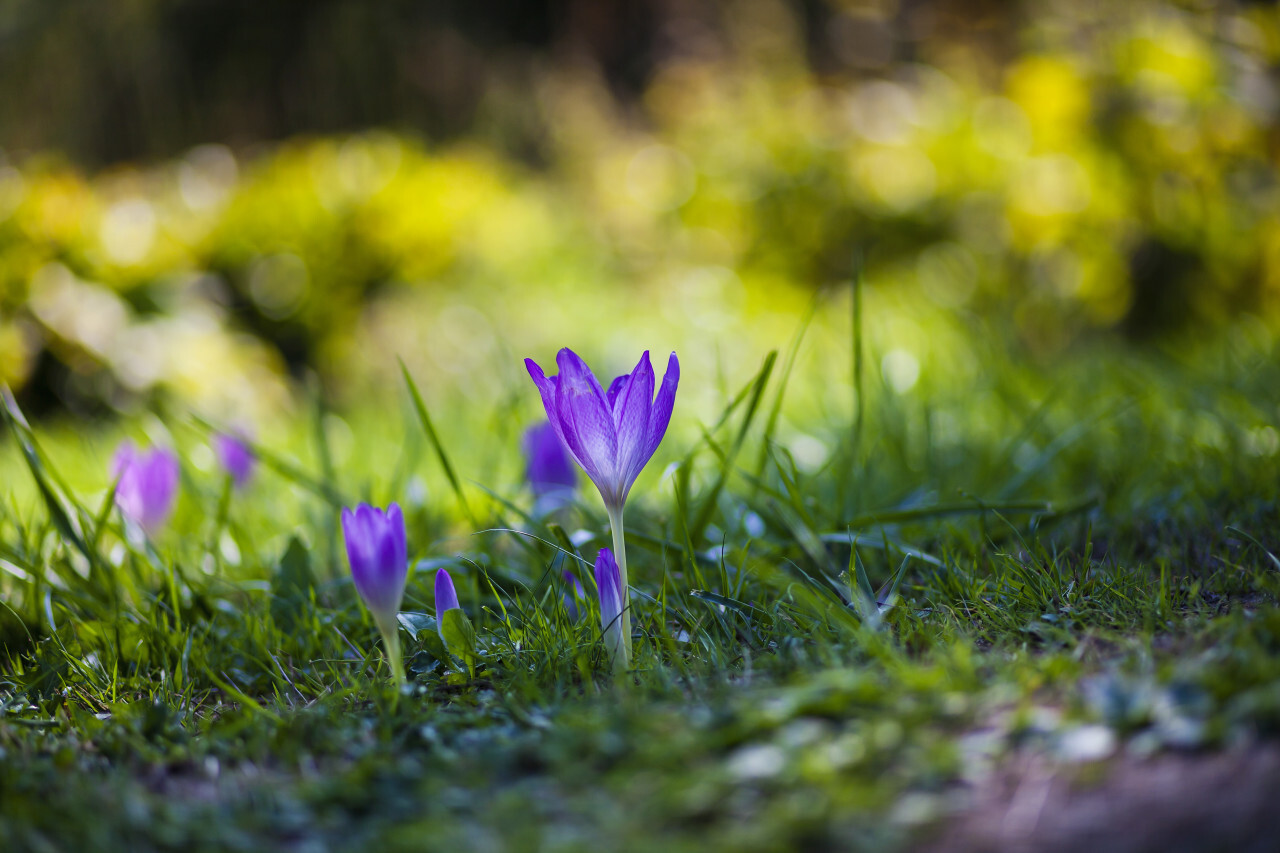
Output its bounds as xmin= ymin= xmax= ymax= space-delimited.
xmin=112 ymin=443 xmax=179 ymax=534
xmin=594 ymin=548 xmax=625 ymax=665
xmin=563 ymin=569 xmax=586 ymax=622
xmin=522 ymin=421 xmax=576 ymax=498
xmin=214 ymin=432 xmax=255 ymax=488
xmin=341 ymin=503 xmax=408 ymax=634
xmin=435 ymin=568 xmax=461 ymax=643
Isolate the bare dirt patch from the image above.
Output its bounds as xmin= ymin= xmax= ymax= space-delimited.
xmin=919 ymin=745 xmax=1280 ymax=853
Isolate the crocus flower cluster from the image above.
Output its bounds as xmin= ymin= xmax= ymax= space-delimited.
xmin=112 ymin=443 xmax=180 ymax=535
xmin=335 ymin=346 xmax=677 ymax=684
xmin=526 ymin=348 xmax=680 ymax=671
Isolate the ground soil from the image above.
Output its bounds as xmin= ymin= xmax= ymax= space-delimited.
xmin=918 ymin=745 xmax=1280 ymax=853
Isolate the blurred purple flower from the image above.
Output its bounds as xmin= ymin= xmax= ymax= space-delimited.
xmin=522 ymin=421 xmax=576 ymax=498
xmin=594 ymin=548 xmax=626 ymax=670
xmin=214 ymin=432 xmax=255 ymax=488
xmin=112 ymin=443 xmax=179 ymax=534
xmin=342 ymin=503 xmax=408 ymax=632
xmin=342 ymin=502 xmax=408 ymax=684
xmin=524 ymin=348 xmax=679 ymax=511
xmin=563 ymin=569 xmax=585 ymax=622
xmin=435 ymin=568 xmax=461 ymax=643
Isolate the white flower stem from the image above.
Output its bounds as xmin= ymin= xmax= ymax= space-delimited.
xmin=606 ymin=503 xmax=632 ymax=673
xmin=377 ymin=618 xmax=406 ymax=689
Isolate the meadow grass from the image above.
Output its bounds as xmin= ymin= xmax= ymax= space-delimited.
xmin=2 ymin=319 xmax=1280 ymax=851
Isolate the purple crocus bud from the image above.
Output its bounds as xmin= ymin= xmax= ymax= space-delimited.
xmin=112 ymin=443 xmax=180 ymax=534
xmin=341 ymin=503 xmax=408 ymax=635
xmin=214 ymin=432 xmax=255 ymax=488
xmin=525 ymin=348 xmax=679 ymax=511
xmin=522 ymin=421 xmax=576 ymax=498
xmin=435 ymin=568 xmax=461 ymax=642
xmin=594 ymin=548 xmax=626 ymax=668
xmin=563 ymin=569 xmax=586 ymax=622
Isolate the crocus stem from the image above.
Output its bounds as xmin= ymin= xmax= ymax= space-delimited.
xmin=606 ymin=504 xmax=632 ymax=672
xmin=378 ymin=622 xmax=405 ymax=689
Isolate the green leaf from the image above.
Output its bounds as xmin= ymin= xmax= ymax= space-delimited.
xmin=397 ymin=612 xmax=448 ymax=660
xmin=270 ymin=536 xmax=315 ymax=632
xmin=440 ymin=608 xmax=478 ymax=673
xmin=400 ymin=359 xmax=477 ymax=526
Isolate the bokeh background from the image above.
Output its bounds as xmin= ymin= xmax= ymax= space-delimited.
xmin=0 ymin=0 xmax=1277 ymax=435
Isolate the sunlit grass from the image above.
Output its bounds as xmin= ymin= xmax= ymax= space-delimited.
xmin=3 ymin=312 xmax=1280 ymax=848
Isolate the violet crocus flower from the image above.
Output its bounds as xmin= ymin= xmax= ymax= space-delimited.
xmin=525 ymin=347 xmax=679 ymax=671
xmin=525 ymin=349 xmax=679 ymax=511
xmin=434 ymin=568 xmax=461 ymax=644
xmin=594 ymin=548 xmax=626 ymax=670
xmin=522 ymin=421 xmax=576 ymax=498
xmin=214 ymin=432 xmax=255 ymax=488
xmin=112 ymin=443 xmax=180 ymax=534
xmin=342 ymin=503 xmax=408 ymax=686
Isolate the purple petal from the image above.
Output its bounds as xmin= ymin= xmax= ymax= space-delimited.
xmin=435 ymin=567 xmax=460 ymax=614
xmin=554 ymin=349 xmax=617 ymax=492
xmin=594 ymin=548 xmax=625 ymax=660
xmin=645 ymin=352 xmax=680 ymax=459
xmin=524 ymin=358 xmax=572 ymax=455
xmin=342 ymin=503 xmax=407 ymax=621
xmin=387 ymin=503 xmax=407 ymax=573
xmin=594 ymin=548 xmax=623 ymax=630
xmin=606 ymin=374 xmax=630 ymax=411
xmin=612 ymin=351 xmax=655 ymax=498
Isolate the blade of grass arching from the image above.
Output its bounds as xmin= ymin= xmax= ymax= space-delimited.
xmin=689 ymin=590 xmax=775 ymax=626
xmin=671 ymin=463 xmax=711 ymax=592
xmin=87 ymin=481 xmax=119 ymax=554
xmin=767 ymin=443 xmax=818 ymax=532
xmin=829 ymin=499 xmax=1057 ymax=531
xmin=388 ymin=414 xmax=424 ymax=508
xmin=400 ymin=359 xmax=478 ymax=527
xmin=820 ymin=533 xmax=943 ymax=568
xmin=624 ymin=528 xmax=719 ymax=566
xmin=848 ymin=535 xmax=876 ymax=604
xmin=689 ymin=351 xmax=777 ymax=544
xmin=755 ymin=297 xmax=818 ymax=479
xmin=1225 ymin=525 xmax=1280 ymax=572
xmin=1 ymin=388 xmax=93 ymax=568
xmin=770 ymin=499 xmax=829 ymax=574
xmin=468 ymin=482 xmax=545 ymax=561
xmin=310 ymin=386 xmax=337 ymax=491
xmin=876 ymin=554 xmax=912 ymax=610
xmin=191 ymin=413 xmax=346 ymax=507
xmin=997 ymin=396 xmax=1136 ymax=498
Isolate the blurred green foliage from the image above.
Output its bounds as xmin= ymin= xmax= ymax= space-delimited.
xmin=0 ymin=0 xmax=1278 ymax=419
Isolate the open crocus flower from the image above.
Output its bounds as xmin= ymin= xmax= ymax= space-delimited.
xmin=342 ymin=503 xmax=408 ymax=686
xmin=214 ymin=432 xmax=255 ymax=488
xmin=112 ymin=443 xmax=180 ymax=534
xmin=525 ymin=347 xmax=679 ymax=672
xmin=525 ymin=349 xmax=678 ymax=511
xmin=594 ymin=548 xmax=626 ymax=671
xmin=522 ymin=421 xmax=576 ymax=499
